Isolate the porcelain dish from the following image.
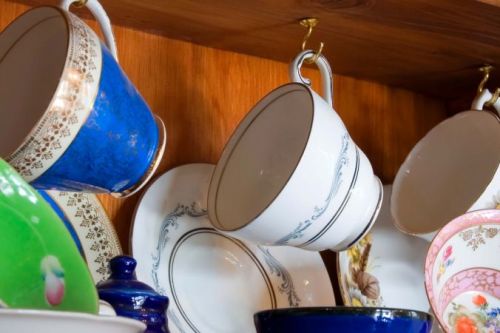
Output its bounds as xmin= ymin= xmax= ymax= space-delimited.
xmin=40 ymin=190 xmax=122 ymax=283
xmin=425 ymin=209 xmax=500 ymax=332
xmin=0 ymin=308 xmax=146 ymax=333
xmin=132 ymin=163 xmax=335 ymax=333
xmin=0 ymin=158 xmax=98 ymax=313
xmin=337 ymin=185 xmax=430 ymax=312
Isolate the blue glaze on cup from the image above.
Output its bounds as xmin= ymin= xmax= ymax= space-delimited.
xmin=97 ymin=256 xmax=170 ymax=333
xmin=32 ymin=45 xmax=159 ymax=194
xmin=38 ymin=190 xmax=84 ymax=254
xmin=254 ymin=307 xmax=433 ymax=333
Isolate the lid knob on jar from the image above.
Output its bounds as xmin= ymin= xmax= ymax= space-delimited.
xmin=97 ymin=255 xmax=170 ymax=333
xmin=109 ymin=255 xmax=137 ymax=280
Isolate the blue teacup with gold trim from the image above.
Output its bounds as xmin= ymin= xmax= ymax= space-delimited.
xmin=0 ymin=0 xmax=166 ymax=197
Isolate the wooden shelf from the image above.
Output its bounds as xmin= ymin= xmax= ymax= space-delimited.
xmin=1 ymin=1 xmax=449 ymax=293
xmin=12 ymin=0 xmax=500 ymax=99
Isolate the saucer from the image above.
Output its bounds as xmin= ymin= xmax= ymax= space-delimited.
xmin=337 ymin=185 xmax=430 ymax=311
xmin=40 ymin=191 xmax=122 ymax=283
xmin=131 ymin=164 xmax=335 ymax=333
xmin=0 ymin=308 xmax=145 ymax=333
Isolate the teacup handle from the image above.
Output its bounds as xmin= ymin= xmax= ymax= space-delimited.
xmin=59 ymin=0 xmax=118 ymax=61
xmin=471 ymin=88 xmax=500 ymax=116
xmin=289 ymin=49 xmax=334 ymax=107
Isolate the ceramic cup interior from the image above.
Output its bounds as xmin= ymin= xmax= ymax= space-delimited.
xmin=392 ymin=111 xmax=500 ymax=234
xmin=210 ymin=83 xmax=313 ymax=231
xmin=0 ymin=7 xmax=68 ymax=157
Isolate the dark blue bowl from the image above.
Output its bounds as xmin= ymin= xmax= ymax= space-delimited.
xmin=254 ymin=307 xmax=433 ymax=333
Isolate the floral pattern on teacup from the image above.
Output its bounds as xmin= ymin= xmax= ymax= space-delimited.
xmin=459 ymin=226 xmax=499 ymax=251
xmin=343 ymin=234 xmax=383 ymax=306
xmin=437 ymin=245 xmax=455 ymax=284
xmin=448 ymin=294 xmax=500 ymax=333
xmin=437 ymin=268 xmax=499 ymax=317
xmin=425 ymin=211 xmax=500 ymax=331
xmin=41 ymin=255 xmax=65 ymax=306
xmin=488 ymin=190 xmax=500 ymax=210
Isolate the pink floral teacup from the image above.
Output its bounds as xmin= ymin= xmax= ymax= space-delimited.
xmin=424 ymin=209 xmax=500 ymax=332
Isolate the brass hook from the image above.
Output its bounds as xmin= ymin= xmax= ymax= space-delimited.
xmin=300 ymin=18 xmax=324 ymax=64
xmin=476 ymin=64 xmax=500 ymax=108
xmin=72 ymin=0 xmax=88 ymax=8
xmin=478 ymin=65 xmax=493 ymax=94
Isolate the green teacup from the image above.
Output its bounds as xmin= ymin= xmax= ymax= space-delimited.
xmin=0 ymin=159 xmax=98 ymax=313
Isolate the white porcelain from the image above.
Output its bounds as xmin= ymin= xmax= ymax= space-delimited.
xmin=42 ymin=191 xmax=122 ymax=283
xmin=207 ymin=50 xmax=382 ymax=252
xmin=337 ymin=185 xmax=430 ymax=311
xmin=391 ymin=103 xmax=500 ymax=240
xmin=131 ymin=163 xmax=335 ymax=333
xmin=0 ymin=308 xmax=145 ymax=333
xmin=471 ymin=87 xmax=500 ymax=117
xmin=98 ymin=300 xmax=117 ymax=316
xmin=425 ymin=209 xmax=500 ymax=332
xmin=59 ymin=0 xmax=117 ymax=58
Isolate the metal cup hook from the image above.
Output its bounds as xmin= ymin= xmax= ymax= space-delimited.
xmin=300 ymin=18 xmax=324 ymax=64
xmin=72 ymin=0 xmax=88 ymax=8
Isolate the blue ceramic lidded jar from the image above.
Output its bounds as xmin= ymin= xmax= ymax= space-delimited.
xmin=97 ymin=256 xmax=169 ymax=333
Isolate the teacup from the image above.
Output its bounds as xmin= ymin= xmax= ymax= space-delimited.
xmin=391 ymin=91 xmax=500 ymax=240
xmin=208 ymin=50 xmax=382 ymax=251
xmin=424 ymin=209 xmax=500 ymax=332
xmin=254 ymin=307 xmax=433 ymax=333
xmin=0 ymin=0 xmax=166 ymax=197
xmin=0 ymin=158 xmax=98 ymax=313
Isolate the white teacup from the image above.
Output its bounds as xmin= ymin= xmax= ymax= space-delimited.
xmin=391 ymin=89 xmax=500 ymax=241
xmin=207 ymin=50 xmax=382 ymax=251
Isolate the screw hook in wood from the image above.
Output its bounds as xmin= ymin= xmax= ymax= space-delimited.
xmin=478 ymin=64 xmax=493 ymax=94
xmin=300 ymin=18 xmax=324 ymax=64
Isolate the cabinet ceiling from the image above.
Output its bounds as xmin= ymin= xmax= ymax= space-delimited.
xmin=11 ymin=0 xmax=500 ymax=99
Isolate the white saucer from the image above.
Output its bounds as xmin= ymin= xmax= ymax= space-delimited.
xmin=40 ymin=191 xmax=122 ymax=283
xmin=131 ymin=164 xmax=335 ymax=333
xmin=0 ymin=308 xmax=145 ymax=333
xmin=337 ymin=185 xmax=430 ymax=312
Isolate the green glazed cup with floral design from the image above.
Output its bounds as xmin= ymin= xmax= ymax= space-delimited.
xmin=0 ymin=158 xmax=98 ymax=313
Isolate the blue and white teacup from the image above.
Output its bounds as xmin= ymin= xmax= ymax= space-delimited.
xmin=0 ymin=0 xmax=166 ymax=197
xmin=207 ymin=50 xmax=382 ymax=251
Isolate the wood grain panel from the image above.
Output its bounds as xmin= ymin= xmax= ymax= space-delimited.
xmin=11 ymin=0 xmax=500 ymax=99
xmin=0 ymin=1 xmax=447 ymax=257
xmin=478 ymin=0 xmax=500 ymax=7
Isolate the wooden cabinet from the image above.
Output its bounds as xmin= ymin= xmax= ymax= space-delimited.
xmin=4 ymin=0 xmax=491 ymax=301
